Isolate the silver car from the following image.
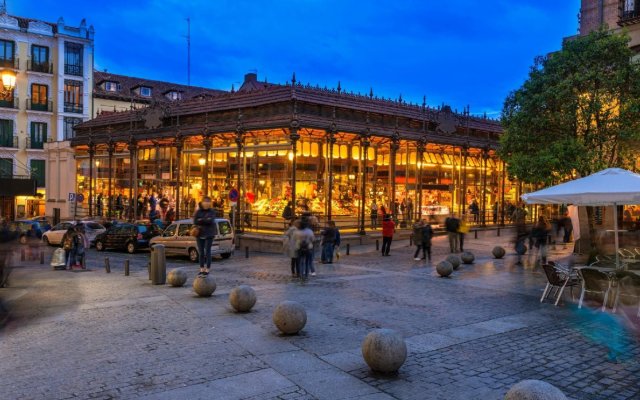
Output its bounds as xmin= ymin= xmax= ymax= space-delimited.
xmin=42 ymin=221 xmax=106 ymax=247
xmin=149 ymin=218 xmax=234 ymax=262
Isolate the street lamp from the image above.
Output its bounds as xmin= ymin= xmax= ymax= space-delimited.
xmin=198 ymin=157 xmax=206 ymax=166
xmin=1 ymin=69 xmax=15 ymax=93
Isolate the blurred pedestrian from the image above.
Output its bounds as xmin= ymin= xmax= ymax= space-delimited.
xmin=283 ymin=219 xmax=299 ymax=277
xmin=445 ymin=214 xmax=460 ymax=253
xmin=295 ymin=216 xmax=315 ymax=281
xmin=193 ymin=196 xmax=216 ymax=276
xmin=370 ymin=201 xmax=378 ymax=229
xmin=421 ymin=221 xmax=434 ymax=262
xmin=321 ymin=221 xmax=337 ymax=264
xmin=412 ymin=220 xmax=424 ymax=261
xmin=381 ymin=214 xmax=395 ymax=256
xmin=532 ymin=216 xmax=551 ymax=264
xmin=458 ymin=218 xmax=469 ymax=252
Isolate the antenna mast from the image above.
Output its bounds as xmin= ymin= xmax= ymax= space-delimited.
xmin=186 ymin=17 xmax=191 ymax=86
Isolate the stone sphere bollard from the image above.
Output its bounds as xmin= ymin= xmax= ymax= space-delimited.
xmin=167 ymin=268 xmax=188 ymax=287
xmin=492 ymin=246 xmax=506 ymax=259
xmin=272 ymin=301 xmax=307 ymax=335
xmin=504 ymin=380 xmax=567 ymax=400
xmin=461 ymin=251 xmax=475 ymax=264
xmin=193 ymin=274 xmax=217 ymax=297
xmin=446 ymin=255 xmax=462 ymax=270
xmin=361 ymin=329 xmax=407 ymax=374
xmin=229 ymin=285 xmax=257 ymax=312
xmin=436 ymin=261 xmax=453 ymax=277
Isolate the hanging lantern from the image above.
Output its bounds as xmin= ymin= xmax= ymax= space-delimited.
xmin=352 ymin=144 xmax=360 ymax=160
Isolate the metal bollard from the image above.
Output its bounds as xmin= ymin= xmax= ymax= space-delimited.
xmin=497 ymin=228 xmax=500 ymax=237
xmin=346 ymin=243 xmax=350 ymax=255
xmin=151 ymin=244 xmax=166 ymax=285
xmin=376 ymin=239 xmax=379 ymax=251
xmin=20 ymin=248 xmax=25 ymax=261
xmin=124 ymin=259 xmax=130 ymax=276
xmin=104 ymin=257 xmax=111 ymax=273
xmin=40 ymin=250 xmax=44 ymax=264
xmin=474 ymin=230 xmax=478 ymax=239
xmin=245 ymin=246 xmax=249 ymax=258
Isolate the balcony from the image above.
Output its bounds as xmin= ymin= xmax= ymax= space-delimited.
xmin=0 ymin=97 xmax=18 ymax=109
xmin=64 ymin=64 xmax=83 ymax=76
xmin=0 ymin=136 xmax=19 ymax=149
xmin=26 ymin=98 xmax=53 ymax=112
xmin=0 ymin=57 xmax=19 ymax=70
xmin=64 ymin=102 xmax=83 ymax=114
xmin=26 ymin=137 xmax=46 ymax=150
xmin=619 ymin=1 xmax=640 ymax=26
xmin=27 ymin=60 xmax=53 ymax=74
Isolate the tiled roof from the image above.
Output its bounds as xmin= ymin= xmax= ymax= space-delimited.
xmin=93 ymin=71 xmax=227 ymax=104
xmin=14 ymin=15 xmax=57 ymax=33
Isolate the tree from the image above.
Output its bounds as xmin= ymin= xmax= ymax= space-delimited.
xmin=499 ymin=29 xmax=640 ymax=185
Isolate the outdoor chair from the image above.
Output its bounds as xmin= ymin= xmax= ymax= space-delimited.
xmin=618 ymin=248 xmax=637 ymax=259
xmin=613 ymin=271 xmax=640 ymax=317
xmin=541 ymin=263 xmax=579 ymax=306
xmin=577 ymin=268 xmax=613 ymax=311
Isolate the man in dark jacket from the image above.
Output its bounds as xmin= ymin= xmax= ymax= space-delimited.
xmin=444 ymin=215 xmax=460 ymax=253
xmin=321 ymin=221 xmax=337 ymax=264
xmin=193 ymin=197 xmax=216 ymax=276
xmin=420 ymin=222 xmax=434 ymax=262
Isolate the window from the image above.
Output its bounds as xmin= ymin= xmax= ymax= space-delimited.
xmin=64 ymin=42 xmax=83 ymax=76
xmin=64 ymin=80 xmax=83 ymax=113
xmin=30 ymin=159 xmax=45 ymax=188
xmin=0 ymin=89 xmax=14 ymax=108
xmin=139 ymin=86 xmax=152 ymax=97
xmin=104 ymin=81 xmax=120 ymax=92
xmin=0 ymin=158 xmax=12 ymax=177
xmin=0 ymin=119 xmax=13 ymax=147
xmin=30 ymin=84 xmax=48 ymax=111
xmin=178 ymin=223 xmax=192 ymax=236
xmin=30 ymin=45 xmax=50 ymax=73
xmin=166 ymin=91 xmax=182 ymax=101
xmin=63 ymin=117 xmax=83 ymax=140
xmin=163 ymin=224 xmax=177 ymax=237
xmin=0 ymin=39 xmax=14 ymax=68
xmin=30 ymin=122 xmax=47 ymax=149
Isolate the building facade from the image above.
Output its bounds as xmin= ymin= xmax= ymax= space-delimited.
xmin=0 ymin=8 xmax=93 ymax=221
xmin=579 ymin=0 xmax=640 ymax=51
xmin=71 ymin=73 xmax=521 ymax=233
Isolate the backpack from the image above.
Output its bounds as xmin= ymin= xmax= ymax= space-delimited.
xmin=299 ymin=237 xmax=312 ymax=255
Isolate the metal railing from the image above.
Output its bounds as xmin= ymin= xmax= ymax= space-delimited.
xmin=26 ymin=137 xmax=45 ymax=150
xmin=619 ymin=0 xmax=640 ymax=25
xmin=0 ymin=136 xmax=19 ymax=149
xmin=64 ymin=64 xmax=83 ymax=76
xmin=27 ymin=60 xmax=53 ymax=74
xmin=64 ymin=102 xmax=83 ymax=114
xmin=0 ymin=97 xmax=18 ymax=109
xmin=0 ymin=57 xmax=18 ymax=69
xmin=26 ymin=99 xmax=53 ymax=112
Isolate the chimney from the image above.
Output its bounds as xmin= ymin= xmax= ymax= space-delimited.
xmin=244 ymin=72 xmax=257 ymax=83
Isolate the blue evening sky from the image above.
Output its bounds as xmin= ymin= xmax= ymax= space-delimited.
xmin=15 ymin=0 xmax=580 ymax=117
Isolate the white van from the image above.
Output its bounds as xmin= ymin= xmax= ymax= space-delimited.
xmin=149 ymin=218 xmax=234 ymax=262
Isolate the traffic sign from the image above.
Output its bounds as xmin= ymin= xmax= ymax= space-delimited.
xmin=68 ymin=192 xmax=76 ymax=202
xmin=76 ymin=194 xmax=85 ymax=203
xmin=228 ymin=188 xmax=239 ymax=202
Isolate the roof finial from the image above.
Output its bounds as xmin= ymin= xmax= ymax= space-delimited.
xmin=369 ymin=87 xmax=373 ymax=99
xmin=0 ymin=0 xmax=7 ymax=14
xmin=231 ymin=83 xmax=235 ymax=93
xmin=291 ymin=72 xmax=296 ymax=85
xmin=337 ymin=81 xmax=341 ymax=94
xmin=422 ymin=95 xmax=426 ymax=110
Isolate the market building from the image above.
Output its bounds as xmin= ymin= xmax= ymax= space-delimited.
xmin=0 ymin=7 xmax=93 ymax=220
xmin=71 ymin=72 xmax=519 ymax=233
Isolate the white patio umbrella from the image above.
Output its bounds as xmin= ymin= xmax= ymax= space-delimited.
xmin=521 ymin=168 xmax=640 ymax=268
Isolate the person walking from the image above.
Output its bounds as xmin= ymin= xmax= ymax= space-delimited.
xmin=532 ymin=216 xmax=551 ymax=264
xmin=294 ymin=217 xmax=315 ymax=281
xmin=412 ymin=220 xmax=424 ymax=261
xmin=458 ymin=218 xmax=469 ymax=252
xmin=444 ymin=214 xmax=460 ymax=253
xmin=469 ymin=200 xmax=479 ymax=223
xmin=381 ymin=214 xmax=395 ymax=256
xmin=561 ymin=212 xmax=573 ymax=245
xmin=420 ymin=221 xmax=434 ymax=262
xmin=282 ymin=201 xmax=294 ymax=228
xmin=406 ymin=198 xmax=414 ymax=223
xmin=96 ymin=193 xmax=103 ymax=217
xmin=370 ymin=201 xmax=378 ymax=229
xmin=320 ymin=221 xmax=337 ymax=264
xmin=62 ymin=227 xmax=76 ymax=270
xmin=283 ymin=219 xmax=299 ymax=278
xmin=193 ymin=196 xmax=216 ymax=276
xmin=72 ymin=225 xmax=87 ymax=269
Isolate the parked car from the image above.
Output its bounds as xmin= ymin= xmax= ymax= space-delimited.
xmin=14 ymin=220 xmax=49 ymax=244
xmin=42 ymin=221 xmax=106 ymax=246
xmin=149 ymin=218 xmax=234 ymax=262
xmin=30 ymin=216 xmax=52 ymax=231
xmin=95 ymin=223 xmax=162 ymax=253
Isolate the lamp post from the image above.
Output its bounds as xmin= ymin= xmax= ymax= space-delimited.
xmin=1 ymin=69 xmax=15 ymax=94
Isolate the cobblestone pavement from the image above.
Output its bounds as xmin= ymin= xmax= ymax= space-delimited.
xmin=1 ymin=229 xmax=639 ymax=399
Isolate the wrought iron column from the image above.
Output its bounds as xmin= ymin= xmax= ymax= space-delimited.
xmin=290 ymin=123 xmax=300 ymax=220
xmin=175 ymin=138 xmax=183 ymax=220
xmin=461 ymin=146 xmax=468 ymax=219
xmin=481 ymin=149 xmax=489 ymax=227
xmin=389 ymin=131 xmax=400 ymax=213
xmin=128 ymin=139 xmax=138 ymax=221
xmin=88 ymin=144 xmax=94 ymax=217
xmin=359 ymin=131 xmax=370 ymax=235
xmin=327 ymin=127 xmax=336 ymax=220
xmin=107 ymin=141 xmax=114 ymax=219
xmin=500 ymin=159 xmax=506 ymax=226
xmin=203 ymin=136 xmax=212 ymax=197
xmin=416 ymin=139 xmax=425 ymax=221
xmin=235 ymin=112 xmax=245 ymax=231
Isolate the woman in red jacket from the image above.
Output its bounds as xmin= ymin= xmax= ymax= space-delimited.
xmin=381 ymin=214 xmax=395 ymax=256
